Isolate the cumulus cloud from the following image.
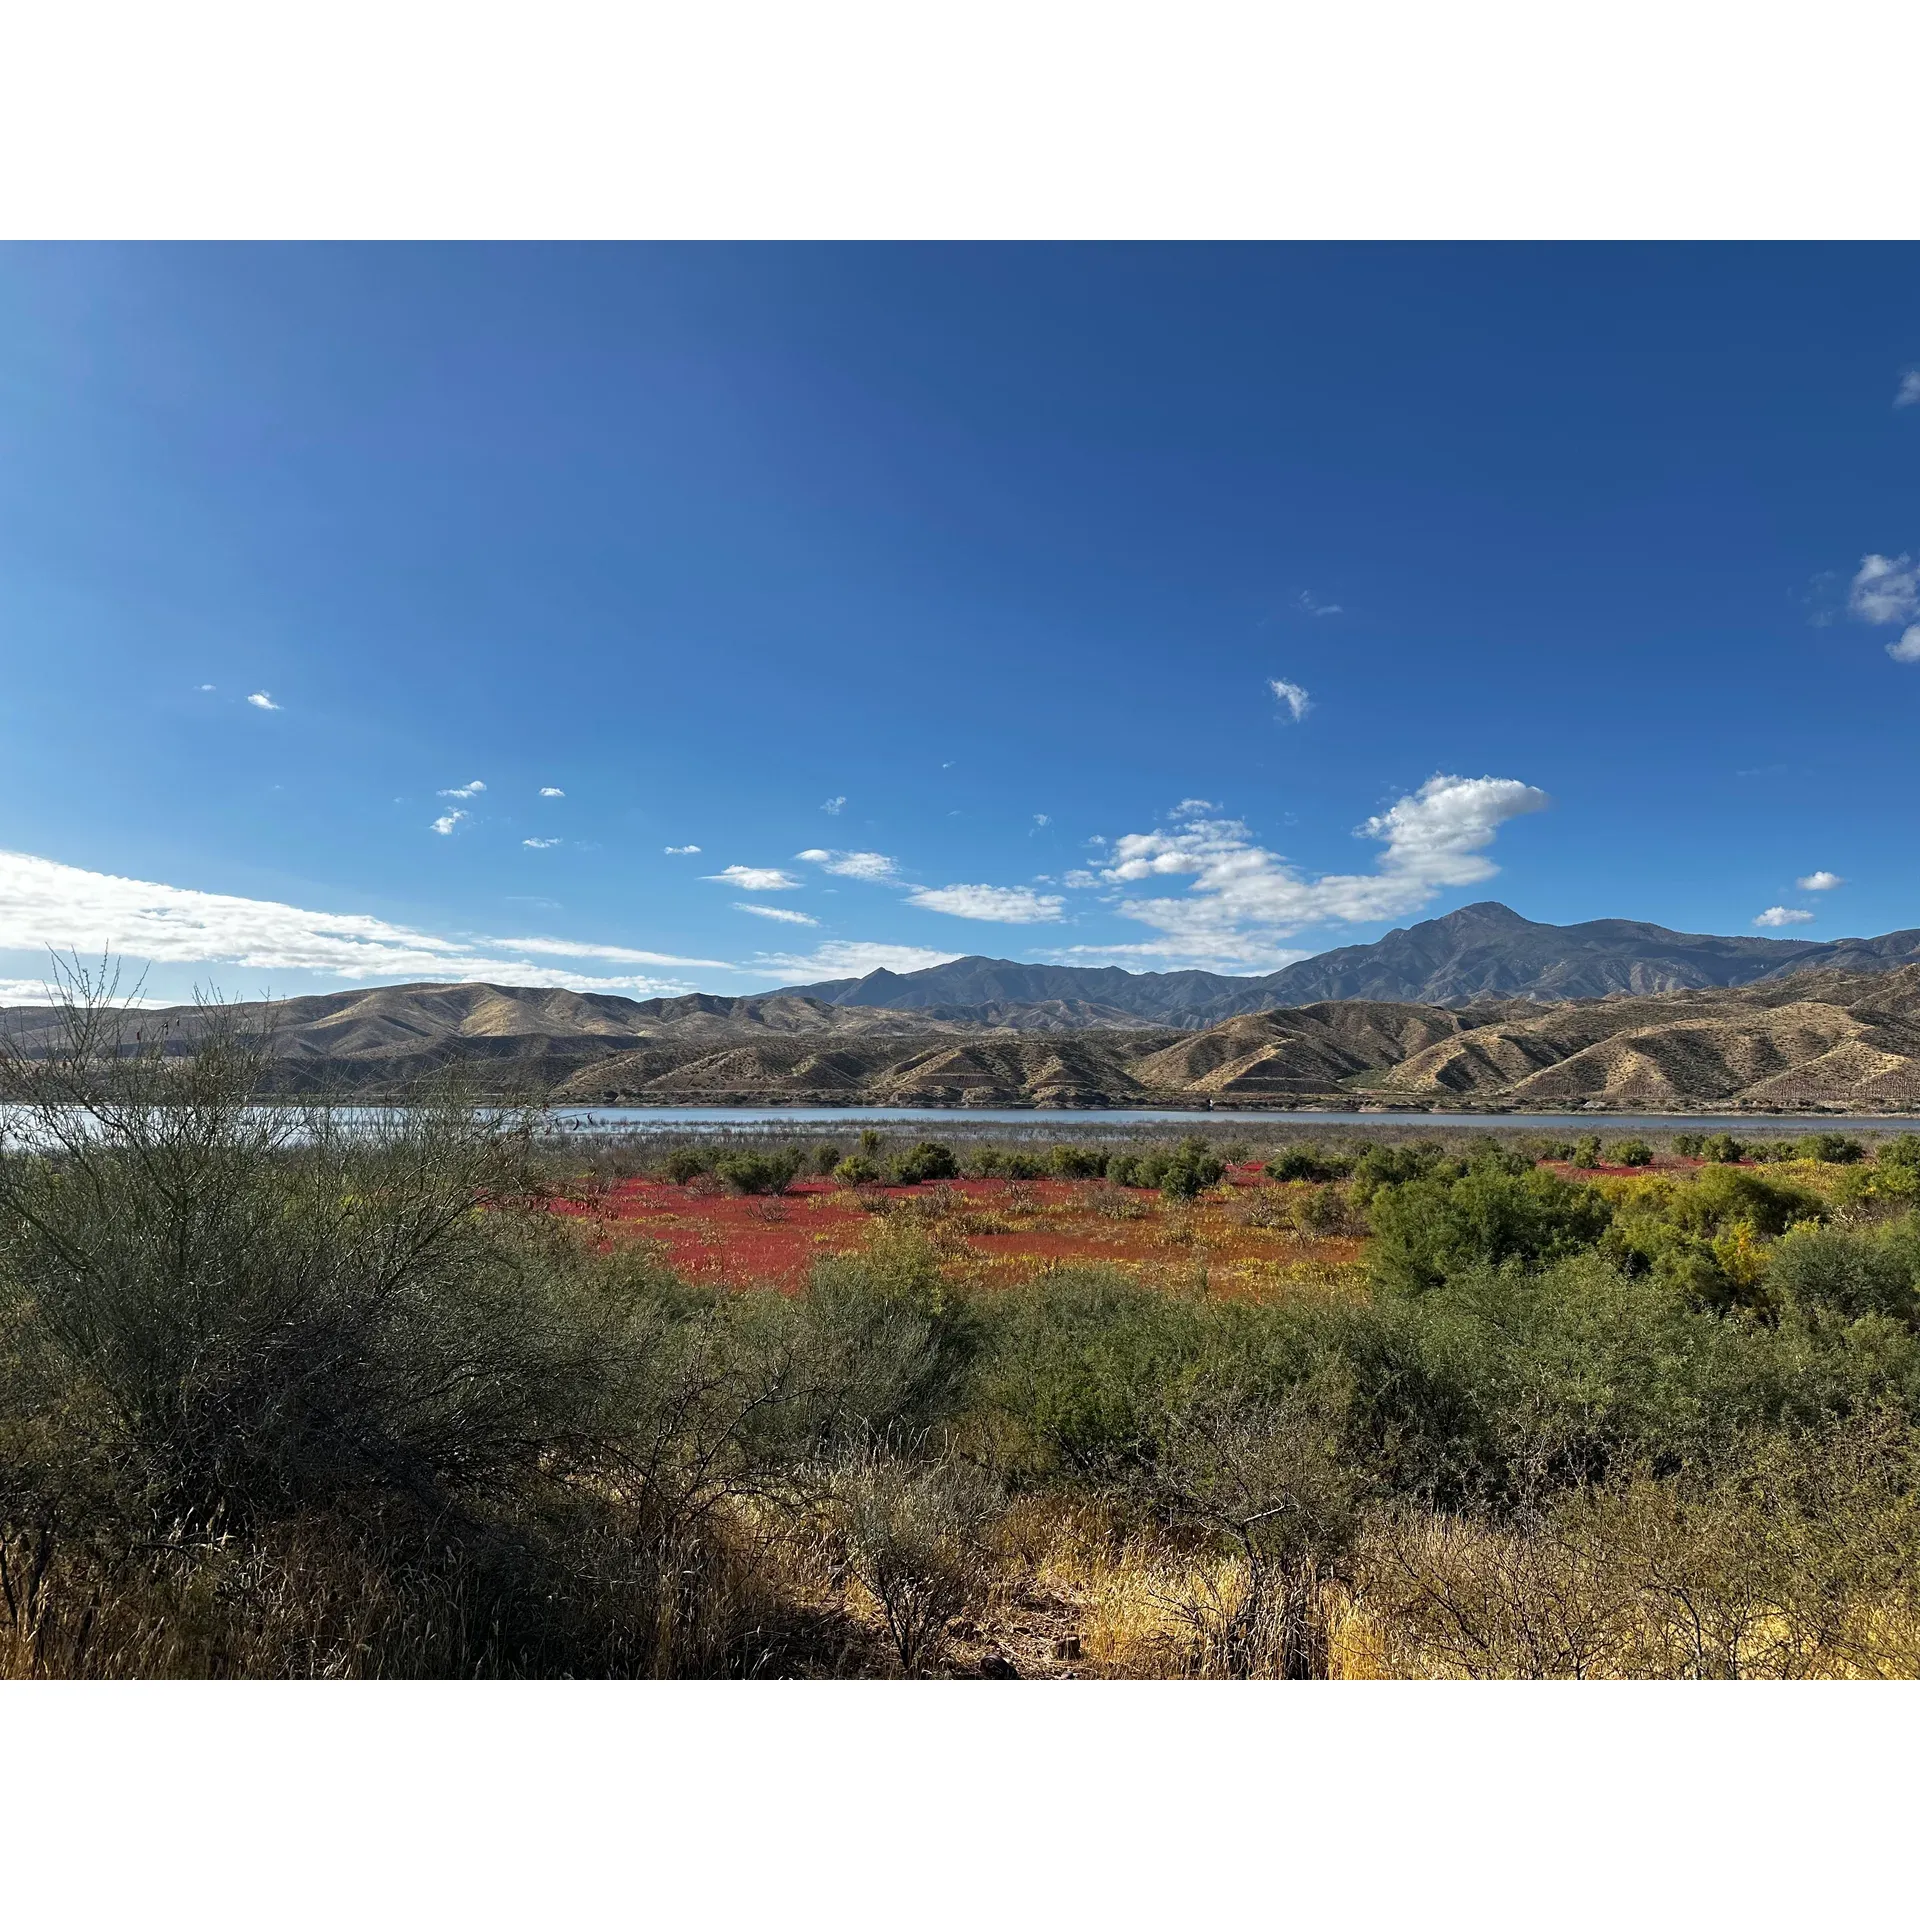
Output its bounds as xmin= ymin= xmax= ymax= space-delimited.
xmin=734 ymin=904 xmax=819 ymax=925
xmin=703 ymin=865 xmax=802 ymax=891
xmin=1270 ymin=677 xmax=1312 ymax=722
xmin=1849 ymin=553 xmax=1920 ymax=625
xmin=1093 ymin=775 xmax=1549 ymax=967
xmin=1897 ymin=371 xmax=1920 ymax=409
xmin=539 ymin=787 xmax=565 ymax=798
xmin=750 ymin=940 xmax=965 ymax=985
xmin=663 ymin=844 xmax=701 ymax=856
xmin=1754 ymin=906 xmax=1816 ymax=928
xmin=1797 ymin=871 xmax=1845 ymax=891
xmin=821 ymin=796 xmax=847 ymax=815
xmin=522 ymin=837 xmax=561 ymax=849
xmin=1062 ymin=870 xmax=1102 ymax=889
xmin=438 ymin=780 xmax=486 ymax=799
xmin=246 ymin=692 xmax=279 ymax=710
xmin=430 ymin=810 xmax=466 ymax=836
xmin=795 ymin=849 xmax=902 ymax=883
xmin=1033 ymin=813 xmax=1051 ymax=828
xmin=1890 ymin=629 xmax=1920 ymax=664
xmin=906 ymin=884 xmax=1065 ymax=924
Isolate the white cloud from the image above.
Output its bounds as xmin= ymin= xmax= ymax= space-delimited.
xmin=704 ymin=864 xmax=802 ymax=891
xmin=795 ymin=848 xmax=902 ymax=882
xmin=1754 ymin=907 xmax=1816 ymax=928
xmin=522 ymin=837 xmax=561 ymax=849
xmin=1062 ymin=870 xmax=1102 ymax=889
xmin=1033 ymin=813 xmax=1051 ymax=827
xmin=1270 ymin=677 xmax=1312 ymax=722
xmin=663 ymin=844 xmax=701 ymax=855
xmin=1094 ymin=774 xmax=1548 ymax=965
xmin=906 ymin=883 xmax=1065 ymax=924
xmin=429 ymin=810 xmax=466 ymax=836
xmin=438 ymin=780 xmax=486 ymax=799
xmin=0 ymin=848 xmax=737 ymax=998
xmin=1897 ymin=371 xmax=1920 ymax=409
xmin=1890 ymin=627 xmax=1920 ymax=664
xmin=197 ymin=683 xmax=216 ymax=692
xmin=751 ymin=940 xmax=965 ymax=985
xmin=822 ymin=796 xmax=847 ymax=815
xmin=246 ymin=692 xmax=279 ymax=711
xmin=734 ymin=904 xmax=819 ymax=926
xmin=0 ymin=977 xmax=174 ymax=1009
xmin=1297 ymin=591 xmax=1342 ymax=616
xmin=488 ymin=936 xmax=734 ymax=969
xmin=539 ymin=787 xmax=565 ymax=798
xmin=1848 ymin=553 xmax=1920 ymax=626
xmin=1797 ymin=871 xmax=1845 ymax=891
xmin=1170 ymin=800 xmax=1215 ymax=818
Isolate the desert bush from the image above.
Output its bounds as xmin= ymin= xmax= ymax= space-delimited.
xmin=1048 ymin=1143 xmax=1108 ymax=1180
xmin=1701 ymin=1133 xmax=1745 ymax=1164
xmin=820 ymin=1440 xmax=1002 ymax=1675
xmin=898 ymin=1140 xmax=960 ymax=1182
xmin=1367 ymin=1166 xmax=1612 ymax=1295
xmin=1798 ymin=1131 xmax=1866 ymax=1164
xmin=832 ymin=1153 xmax=880 ymax=1187
xmin=1613 ymin=1138 xmax=1654 ymax=1168
xmin=661 ymin=1145 xmax=710 ymax=1184
xmin=713 ymin=1148 xmax=803 ymax=1196
xmin=1265 ymin=1146 xmax=1352 ymax=1184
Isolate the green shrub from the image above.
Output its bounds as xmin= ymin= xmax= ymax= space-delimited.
xmin=1048 ymin=1144 xmax=1109 ymax=1180
xmin=1701 ymin=1133 xmax=1744 ymax=1164
xmin=833 ymin=1154 xmax=880 ymax=1186
xmin=713 ymin=1148 xmax=803 ymax=1195
xmin=1368 ymin=1166 xmax=1614 ymax=1294
xmin=1797 ymin=1132 xmax=1865 ymax=1165
xmin=1265 ymin=1146 xmax=1352 ymax=1184
xmin=661 ymin=1145 xmax=710 ymax=1184
xmin=1614 ymin=1138 xmax=1654 ymax=1168
xmin=1770 ymin=1223 xmax=1920 ymax=1325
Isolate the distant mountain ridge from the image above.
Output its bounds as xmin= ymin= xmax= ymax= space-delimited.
xmin=765 ymin=902 xmax=1920 ymax=1025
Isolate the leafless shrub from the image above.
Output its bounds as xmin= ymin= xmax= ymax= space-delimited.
xmin=820 ymin=1441 xmax=1003 ymax=1675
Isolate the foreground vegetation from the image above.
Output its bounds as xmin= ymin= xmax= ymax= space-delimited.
xmin=6 ymin=989 xmax=1920 ymax=1678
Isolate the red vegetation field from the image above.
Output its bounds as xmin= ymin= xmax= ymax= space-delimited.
xmin=547 ymin=1165 xmax=1368 ymax=1301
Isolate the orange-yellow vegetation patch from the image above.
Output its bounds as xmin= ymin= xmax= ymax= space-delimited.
xmin=548 ymin=1174 xmax=1366 ymax=1299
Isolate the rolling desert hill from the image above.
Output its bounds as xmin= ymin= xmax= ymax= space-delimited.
xmin=9 ymin=965 xmax=1920 ymax=1110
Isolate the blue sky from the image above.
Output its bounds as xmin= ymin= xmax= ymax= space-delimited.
xmin=2 ymin=242 xmax=1918 ymax=1007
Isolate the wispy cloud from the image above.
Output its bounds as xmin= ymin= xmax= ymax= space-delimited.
xmin=1754 ymin=906 xmax=1816 ymax=928
xmin=539 ymin=786 xmax=565 ymax=798
xmin=795 ymin=848 xmax=901 ymax=882
xmin=1897 ymin=371 xmax=1920 ymax=409
xmin=1797 ymin=870 xmax=1845 ymax=891
xmin=1033 ymin=813 xmax=1051 ymax=828
xmin=1297 ymin=590 xmax=1342 ymax=616
xmin=522 ymin=837 xmax=561 ymax=849
xmin=438 ymin=780 xmax=486 ymax=799
xmin=1090 ymin=774 xmax=1549 ymax=967
xmin=429 ymin=810 xmax=466 ymax=836
xmin=704 ymin=864 xmax=802 ymax=891
xmin=663 ymin=844 xmax=701 ymax=856
xmin=821 ymin=796 xmax=847 ymax=815
xmin=751 ymin=940 xmax=965 ymax=985
xmin=489 ymin=936 xmax=734 ymax=969
xmin=197 ymin=683 xmax=216 ymax=693
xmin=906 ymin=883 xmax=1065 ymax=924
xmin=734 ymin=904 xmax=819 ymax=926
xmin=0 ymin=976 xmax=174 ymax=1010
xmin=1270 ymin=677 xmax=1312 ymax=722
xmin=246 ymin=691 xmax=279 ymax=711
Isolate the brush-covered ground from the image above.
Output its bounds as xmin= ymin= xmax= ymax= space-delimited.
xmin=8 ymin=986 xmax=1920 ymax=1683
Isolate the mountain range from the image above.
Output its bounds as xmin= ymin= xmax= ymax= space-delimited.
xmin=8 ymin=903 xmax=1920 ymax=1111
xmin=769 ymin=902 xmax=1920 ymax=1025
